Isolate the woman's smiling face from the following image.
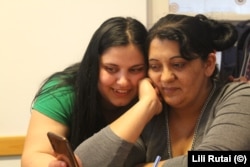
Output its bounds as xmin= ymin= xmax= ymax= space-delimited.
xmin=98 ymin=44 xmax=146 ymax=108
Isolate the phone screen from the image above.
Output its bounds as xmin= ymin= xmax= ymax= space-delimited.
xmin=47 ymin=132 xmax=79 ymax=167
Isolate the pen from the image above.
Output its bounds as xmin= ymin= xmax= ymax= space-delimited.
xmin=153 ymin=155 xmax=161 ymax=167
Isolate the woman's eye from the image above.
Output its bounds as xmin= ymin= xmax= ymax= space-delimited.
xmin=149 ymin=64 xmax=161 ymax=71
xmin=130 ymin=67 xmax=145 ymax=73
xmin=105 ymin=66 xmax=117 ymax=73
xmin=172 ymin=63 xmax=185 ymax=69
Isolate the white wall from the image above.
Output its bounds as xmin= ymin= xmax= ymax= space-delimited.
xmin=0 ymin=0 xmax=147 ymax=166
xmin=0 ymin=0 xmax=147 ymax=136
xmin=3 ymin=0 xmax=250 ymax=137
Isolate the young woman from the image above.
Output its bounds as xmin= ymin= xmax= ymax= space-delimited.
xmin=21 ymin=17 xmax=162 ymax=167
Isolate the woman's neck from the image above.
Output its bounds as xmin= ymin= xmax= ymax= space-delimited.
xmin=167 ymin=81 xmax=216 ymax=157
xmin=100 ymin=98 xmax=137 ymax=124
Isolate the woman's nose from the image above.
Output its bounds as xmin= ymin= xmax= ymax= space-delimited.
xmin=160 ymin=68 xmax=175 ymax=82
xmin=116 ymin=73 xmax=130 ymax=86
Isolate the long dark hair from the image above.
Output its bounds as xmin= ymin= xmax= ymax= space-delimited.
xmin=146 ymin=14 xmax=238 ymax=83
xmin=33 ymin=17 xmax=147 ymax=149
xmin=70 ymin=17 xmax=147 ymax=149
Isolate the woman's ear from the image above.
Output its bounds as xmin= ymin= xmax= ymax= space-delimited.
xmin=204 ymin=52 xmax=216 ymax=77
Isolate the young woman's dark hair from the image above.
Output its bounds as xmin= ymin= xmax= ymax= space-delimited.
xmin=146 ymin=14 xmax=238 ymax=83
xmin=33 ymin=17 xmax=148 ymax=149
xmin=71 ymin=17 xmax=147 ymax=149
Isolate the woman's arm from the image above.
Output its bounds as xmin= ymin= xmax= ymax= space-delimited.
xmin=197 ymin=83 xmax=250 ymax=150
xmin=110 ymin=78 xmax=162 ymax=142
xmin=21 ymin=110 xmax=71 ymax=167
xmin=135 ymin=83 xmax=250 ymax=167
xmin=75 ymin=78 xmax=163 ymax=167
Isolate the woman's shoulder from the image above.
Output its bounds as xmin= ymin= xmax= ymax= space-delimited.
xmin=221 ymin=82 xmax=250 ymax=95
xmin=214 ymin=82 xmax=250 ymax=107
xmin=32 ymin=77 xmax=75 ymax=126
xmin=37 ymin=76 xmax=75 ymax=99
xmin=35 ymin=76 xmax=75 ymax=107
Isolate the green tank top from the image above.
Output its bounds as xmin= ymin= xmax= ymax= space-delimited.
xmin=32 ymin=79 xmax=75 ymax=126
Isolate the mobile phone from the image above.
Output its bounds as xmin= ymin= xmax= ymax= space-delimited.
xmin=47 ymin=132 xmax=79 ymax=167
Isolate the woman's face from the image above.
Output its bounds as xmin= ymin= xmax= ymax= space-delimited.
xmin=98 ymin=44 xmax=146 ymax=108
xmin=148 ymin=38 xmax=215 ymax=110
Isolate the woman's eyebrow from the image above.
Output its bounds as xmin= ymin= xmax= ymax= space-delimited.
xmin=148 ymin=59 xmax=159 ymax=62
xmin=130 ymin=64 xmax=146 ymax=68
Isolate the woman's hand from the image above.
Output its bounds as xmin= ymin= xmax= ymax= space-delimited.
xmin=138 ymin=78 xmax=163 ymax=115
xmin=48 ymin=155 xmax=82 ymax=167
xmin=228 ymin=75 xmax=249 ymax=82
xmin=48 ymin=160 xmax=67 ymax=167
